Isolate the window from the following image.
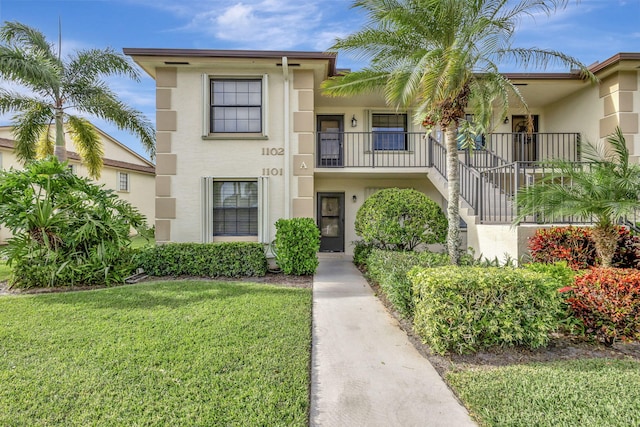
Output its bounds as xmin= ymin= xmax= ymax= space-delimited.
xmin=210 ymin=79 xmax=262 ymax=133
xmin=118 ymin=172 xmax=130 ymax=192
xmin=68 ymin=164 xmax=76 ymax=174
xmin=213 ymin=181 xmax=258 ymax=236
xmin=372 ymin=114 xmax=407 ymax=150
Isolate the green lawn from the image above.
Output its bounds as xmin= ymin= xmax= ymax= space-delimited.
xmin=0 ymin=280 xmax=312 ymax=426
xmin=448 ymin=358 xmax=640 ymax=426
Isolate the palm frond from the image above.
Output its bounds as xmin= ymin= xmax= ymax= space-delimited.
xmin=65 ymin=48 xmax=140 ymax=84
xmin=0 ymin=21 xmax=57 ymax=59
xmin=11 ymin=105 xmax=53 ymax=161
xmin=0 ymin=46 xmax=60 ymax=93
xmin=321 ymin=69 xmax=389 ymax=97
xmin=67 ymin=116 xmax=103 ymax=179
xmin=35 ymin=127 xmax=54 ymax=158
xmin=77 ymin=91 xmax=155 ymax=159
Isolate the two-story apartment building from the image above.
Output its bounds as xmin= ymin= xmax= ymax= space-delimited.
xmin=124 ymin=48 xmax=640 ymax=259
xmin=0 ymin=125 xmax=156 ymax=244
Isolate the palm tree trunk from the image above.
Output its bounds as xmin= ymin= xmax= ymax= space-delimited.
xmin=54 ymin=110 xmax=67 ymax=162
xmin=445 ymin=126 xmax=461 ymax=264
xmin=592 ymin=223 xmax=618 ymax=268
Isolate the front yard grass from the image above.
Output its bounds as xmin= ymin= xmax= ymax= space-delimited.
xmin=448 ymin=358 xmax=640 ymax=426
xmin=0 ymin=280 xmax=311 ymax=426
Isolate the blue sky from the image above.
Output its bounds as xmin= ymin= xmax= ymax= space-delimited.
xmin=0 ymin=0 xmax=638 ymax=158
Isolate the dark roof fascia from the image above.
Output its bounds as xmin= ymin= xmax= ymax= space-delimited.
xmin=123 ymin=48 xmax=338 ymax=76
xmin=502 ymin=72 xmax=584 ymax=81
xmin=589 ymin=52 xmax=640 ymax=74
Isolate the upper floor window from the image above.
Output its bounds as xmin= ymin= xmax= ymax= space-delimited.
xmin=210 ymin=79 xmax=262 ymax=133
xmin=118 ymin=172 xmax=130 ymax=192
xmin=372 ymin=113 xmax=407 ymax=150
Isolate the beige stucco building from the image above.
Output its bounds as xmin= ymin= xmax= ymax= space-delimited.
xmin=124 ymin=48 xmax=640 ymax=259
xmin=0 ymin=126 xmax=155 ymax=243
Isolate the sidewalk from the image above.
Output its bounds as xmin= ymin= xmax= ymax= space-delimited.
xmin=310 ymin=255 xmax=476 ymax=427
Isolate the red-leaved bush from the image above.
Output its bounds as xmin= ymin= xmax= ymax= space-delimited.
xmin=561 ymin=268 xmax=640 ymax=345
xmin=529 ymin=226 xmax=640 ymax=270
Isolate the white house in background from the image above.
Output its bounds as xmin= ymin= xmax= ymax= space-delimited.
xmin=0 ymin=125 xmax=155 ymax=244
xmin=123 ymin=48 xmax=640 ymax=259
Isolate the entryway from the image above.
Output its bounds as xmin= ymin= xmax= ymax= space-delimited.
xmin=317 ymin=192 xmax=344 ymax=252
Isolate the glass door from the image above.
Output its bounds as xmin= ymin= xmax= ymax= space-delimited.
xmin=317 ymin=193 xmax=345 ymax=252
xmin=317 ymin=115 xmax=344 ymax=167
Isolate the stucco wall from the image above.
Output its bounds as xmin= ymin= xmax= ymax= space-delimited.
xmin=167 ymin=67 xmax=288 ymax=243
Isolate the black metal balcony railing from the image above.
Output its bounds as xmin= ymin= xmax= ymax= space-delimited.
xmin=469 ymin=132 xmax=581 ymax=165
xmin=315 ymin=130 xmax=622 ymax=227
xmin=316 ymin=132 xmax=429 ymax=168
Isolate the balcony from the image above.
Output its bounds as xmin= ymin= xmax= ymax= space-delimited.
xmin=316 ymin=131 xmax=430 ymax=168
xmin=316 ymin=131 xmax=581 ymax=169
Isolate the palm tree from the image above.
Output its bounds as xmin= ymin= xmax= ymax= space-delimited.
xmin=321 ymin=0 xmax=594 ymax=264
xmin=0 ymin=21 xmax=154 ymax=179
xmin=516 ymin=128 xmax=640 ymax=267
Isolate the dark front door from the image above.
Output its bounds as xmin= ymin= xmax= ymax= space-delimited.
xmin=317 ymin=193 xmax=345 ymax=252
xmin=512 ymin=115 xmax=539 ymax=162
xmin=317 ymin=115 xmax=343 ymax=167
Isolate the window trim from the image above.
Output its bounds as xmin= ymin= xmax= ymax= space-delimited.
xmin=202 ymin=74 xmax=269 ymax=139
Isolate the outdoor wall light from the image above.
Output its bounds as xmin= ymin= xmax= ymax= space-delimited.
xmin=352 ymin=194 xmax=357 ymax=203
xmin=351 ymin=115 xmax=358 ymax=127
xmin=503 ymin=116 xmax=510 ymax=124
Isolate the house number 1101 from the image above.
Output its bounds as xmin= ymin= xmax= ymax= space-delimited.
xmin=262 ymin=168 xmax=283 ymax=176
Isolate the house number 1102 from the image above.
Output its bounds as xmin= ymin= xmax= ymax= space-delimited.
xmin=261 ymin=147 xmax=284 ymax=155
xmin=262 ymin=168 xmax=283 ymax=176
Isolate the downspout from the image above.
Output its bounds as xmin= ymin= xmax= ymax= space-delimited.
xmin=282 ymin=56 xmax=291 ymax=218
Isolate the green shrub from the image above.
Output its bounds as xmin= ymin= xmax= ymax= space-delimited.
xmin=355 ymin=188 xmax=447 ymax=251
xmin=522 ymin=261 xmax=576 ymax=290
xmin=136 ymin=242 xmax=267 ymax=277
xmin=367 ymin=249 xmax=450 ymax=318
xmin=274 ymin=218 xmax=320 ymax=275
xmin=352 ymin=240 xmax=376 ymax=267
xmin=410 ymin=266 xmax=563 ymax=354
xmin=0 ymin=157 xmax=149 ymax=288
xmin=562 ymin=268 xmax=640 ymax=345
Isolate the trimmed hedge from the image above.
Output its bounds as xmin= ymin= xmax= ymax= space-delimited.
xmin=366 ymin=249 xmax=449 ymax=318
xmin=355 ymin=188 xmax=447 ymax=251
xmin=136 ymin=242 xmax=267 ymax=277
xmin=274 ymin=218 xmax=320 ymax=275
xmin=561 ymin=268 xmax=640 ymax=345
xmin=410 ymin=266 xmax=563 ymax=354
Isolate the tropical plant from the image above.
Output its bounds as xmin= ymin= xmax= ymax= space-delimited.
xmin=516 ymin=128 xmax=640 ymax=267
xmin=0 ymin=157 xmax=151 ymax=287
xmin=0 ymin=21 xmax=154 ymax=178
xmin=321 ymin=0 xmax=594 ymax=264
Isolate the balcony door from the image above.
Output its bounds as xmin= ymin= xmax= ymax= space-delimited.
xmin=317 ymin=193 xmax=345 ymax=252
xmin=317 ymin=115 xmax=343 ymax=167
xmin=513 ymin=115 xmax=539 ymax=162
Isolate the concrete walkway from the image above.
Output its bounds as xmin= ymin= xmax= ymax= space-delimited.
xmin=310 ymin=255 xmax=476 ymax=427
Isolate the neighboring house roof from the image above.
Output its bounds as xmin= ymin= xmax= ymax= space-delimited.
xmin=0 ymin=137 xmax=155 ymax=175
